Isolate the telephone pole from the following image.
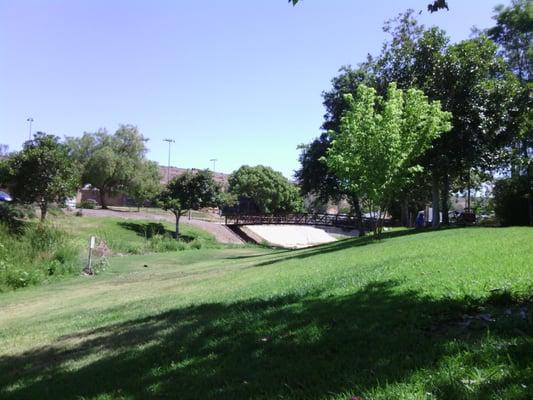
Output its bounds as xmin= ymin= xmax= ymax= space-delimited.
xmin=163 ymin=138 xmax=175 ymax=183
xmin=209 ymin=158 xmax=218 ymax=173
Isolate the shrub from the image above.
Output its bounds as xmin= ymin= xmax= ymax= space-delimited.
xmin=0 ymin=222 xmax=81 ymax=291
xmin=78 ymin=200 xmax=96 ymax=209
xmin=493 ymin=176 xmax=530 ymax=226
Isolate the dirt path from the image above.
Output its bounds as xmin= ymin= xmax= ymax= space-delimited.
xmin=78 ymin=208 xmax=244 ymax=244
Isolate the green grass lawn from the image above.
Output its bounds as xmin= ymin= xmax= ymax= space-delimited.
xmin=0 ymin=227 xmax=532 ymax=399
xmin=56 ymin=214 xmax=219 ymax=254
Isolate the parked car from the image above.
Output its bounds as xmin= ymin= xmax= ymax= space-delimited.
xmin=0 ymin=191 xmax=12 ymax=202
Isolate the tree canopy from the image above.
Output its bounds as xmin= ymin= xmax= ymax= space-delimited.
xmin=2 ymin=133 xmax=79 ymax=221
xmin=66 ymin=125 xmax=156 ymax=208
xmin=325 ymin=83 xmax=451 ymax=235
xmin=158 ymin=170 xmax=220 ymax=238
xmin=228 ymin=165 xmax=303 ymax=214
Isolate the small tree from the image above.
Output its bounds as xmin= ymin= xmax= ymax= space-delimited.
xmin=5 ymin=133 xmax=79 ymax=221
xmin=128 ymin=160 xmax=162 ymax=211
xmin=325 ymin=83 xmax=451 ymax=236
xmin=158 ymin=170 xmax=220 ymax=238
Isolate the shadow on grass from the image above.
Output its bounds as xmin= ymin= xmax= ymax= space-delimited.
xmin=0 ymin=281 xmax=530 ymax=400
xmin=117 ymin=221 xmax=195 ymax=242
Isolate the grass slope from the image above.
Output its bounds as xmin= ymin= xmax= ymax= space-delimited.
xmin=0 ymin=227 xmax=532 ymax=399
xmin=0 ymin=214 xmax=220 ymax=291
xmin=57 ymin=215 xmax=219 ymax=254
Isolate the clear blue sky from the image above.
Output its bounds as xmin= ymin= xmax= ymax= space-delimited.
xmin=0 ymin=0 xmax=506 ymax=178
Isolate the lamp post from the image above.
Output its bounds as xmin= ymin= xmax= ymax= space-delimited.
xmin=26 ymin=118 xmax=34 ymax=141
xmin=163 ymin=138 xmax=175 ymax=183
xmin=209 ymin=158 xmax=218 ymax=173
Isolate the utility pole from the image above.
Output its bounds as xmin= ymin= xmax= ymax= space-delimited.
xmin=209 ymin=158 xmax=218 ymax=173
xmin=26 ymin=117 xmax=34 ymax=141
xmin=163 ymin=138 xmax=175 ymax=184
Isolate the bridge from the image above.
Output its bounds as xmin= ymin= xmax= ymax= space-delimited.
xmin=224 ymin=213 xmax=391 ymax=231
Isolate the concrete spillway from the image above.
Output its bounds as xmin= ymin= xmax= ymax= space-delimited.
xmin=241 ymin=224 xmax=358 ymax=249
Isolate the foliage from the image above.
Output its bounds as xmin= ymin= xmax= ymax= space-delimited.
xmin=158 ymin=170 xmax=220 ymax=238
xmin=0 ymin=227 xmax=532 ymax=398
xmin=2 ymin=133 xmax=79 ymax=221
xmin=488 ymin=0 xmax=532 ymax=81
xmin=487 ymin=0 xmax=533 ymax=224
xmin=228 ymin=165 xmax=303 ymax=214
xmin=0 ymin=203 xmax=35 ymax=232
xmin=493 ymin=176 xmax=530 ymax=226
xmin=77 ymin=199 xmax=96 ymax=209
xmin=0 ymin=222 xmax=81 ymax=291
xmin=296 ymin=66 xmax=374 ymax=216
xmin=300 ymin=11 xmax=522 ymax=227
xmin=66 ymin=125 xmax=154 ymax=209
xmin=325 ymin=83 xmax=451 ymax=235
xmin=127 ymin=160 xmax=162 ymax=210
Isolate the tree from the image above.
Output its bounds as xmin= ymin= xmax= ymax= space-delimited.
xmin=295 ymin=65 xmax=375 ymax=218
xmin=3 ymin=133 xmax=79 ymax=221
xmin=488 ymin=0 xmax=532 ymax=81
xmin=311 ymin=11 xmax=520 ymax=227
xmin=229 ymin=165 xmax=303 ymax=214
xmin=127 ymin=160 xmax=162 ymax=211
xmin=158 ymin=170 xmax=220 ymax=238
xmin=488 ymin=0 xmax=532 ymax=224
xmin=325 ymin=83 xmax=451 ymax=236
xmin=66 ymin=125 xmax=149 ymax=208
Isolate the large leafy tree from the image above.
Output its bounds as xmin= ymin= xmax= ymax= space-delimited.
xmin=229 ymin=165 xmax=303 ymax=214
xmin=488 ymin=0 xmax=532 ymax=224
xmin=302 ymin=11 xmax=520 ymax=226
xmin=158 ymin=170 xmax=220 ymax=238
xmin=66 ymin=125 xmax=152 ymax=208
xmin=3 ymin=133 xmax=79 ymax=221
xmin=295 ymin=65 xmax=374 ymax=217
xmin=325 ymin=83 xmax=451 ymax=236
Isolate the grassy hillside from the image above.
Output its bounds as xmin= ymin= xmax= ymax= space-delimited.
xmin=0 ymin=227 xmax=532 ymax=399
xmin=0 ymin=214 xmax=219 ymax=291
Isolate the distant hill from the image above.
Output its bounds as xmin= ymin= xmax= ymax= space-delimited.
xmin=159 ymin=166 xmax=229 ymax=187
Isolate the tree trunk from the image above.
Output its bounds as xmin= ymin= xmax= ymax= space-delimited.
xmin=40 ymin=203 xmax=47 ymax=221
xmin=350 ymin=195 xmax=365 ymax=236
xmin=431 ymin=173 xmax=440 ymax=227
xmin=400 ymin=198 xmax=409 ymax=227
xmin=174 ymin=212 xmax=181 ymax=239
xmin=441 ymin=173 xmax=450 ymax=225
xmin=100 ymin=189 xmax=108 ymax=209
xmin=528 ymin=161 xmax=533 ymax=226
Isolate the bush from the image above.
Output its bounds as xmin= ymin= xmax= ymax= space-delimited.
xmin=78 ymin=199 xmax=96 ymax=209
xmin=0 ymin=202 xmax=35 ymax=232
xmin=493 ymin=176 xmax=530 ymax=226
xmin=0 ymin=222 xmax=81 ymax=291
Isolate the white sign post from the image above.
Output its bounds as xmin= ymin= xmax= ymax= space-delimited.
xmin=86 ymin=236 xmax=96 ymax=275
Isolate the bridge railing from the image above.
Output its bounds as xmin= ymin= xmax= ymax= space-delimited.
xmin=224 ymin=213 xmax=387 ymax=230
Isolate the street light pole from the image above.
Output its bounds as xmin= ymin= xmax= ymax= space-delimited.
xmin=26 ymin=118 xmax=34 ymax=140
xmin=163 ymin=138 xmax=175 ymax=184
xmin=209 ymin=158 xmax=218 ymax=173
